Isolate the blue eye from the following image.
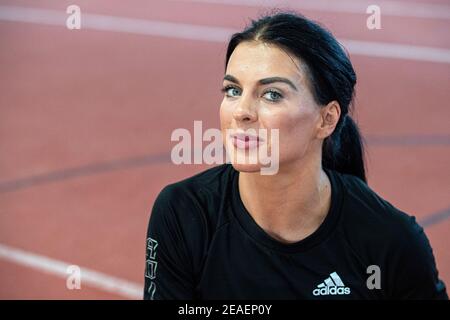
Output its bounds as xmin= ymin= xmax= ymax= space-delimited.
xmin=263 ymin=90 xmax=283 ymax=102
xmin=221 ymin=85 xmax=241 ymax=97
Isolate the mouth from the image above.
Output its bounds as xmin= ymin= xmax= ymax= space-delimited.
xmin=229 ymin=132 xmax=264 ymax=150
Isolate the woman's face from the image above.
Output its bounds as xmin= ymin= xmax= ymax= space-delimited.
xmin=220 ymin=41 xmax=327 ymax=173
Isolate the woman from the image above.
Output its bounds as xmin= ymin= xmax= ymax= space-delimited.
xmin=144 ymin=11 xmax=448 ymax=300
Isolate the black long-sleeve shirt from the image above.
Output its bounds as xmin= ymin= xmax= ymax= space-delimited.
xmin=144 ymin=164 xmax=448 ymax=300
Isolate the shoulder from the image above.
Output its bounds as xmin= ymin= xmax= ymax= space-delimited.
xmin=147 ymin=165 xmax=235 ymax=275
xmin=156 ymin=164 xmax=233 ymax=209
xmin=332 ymin=170 xmax=426 ymax=265
xmin=150 ymin=164 xmax=234 ymax=233
xmin=334 ymin=171 xmax=447 ymax=299
xmin=335 ymin=170 xmax=419 ymax=240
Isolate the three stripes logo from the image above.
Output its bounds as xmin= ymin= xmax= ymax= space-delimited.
xmin=312 ymin=272 xmax=351 ymax=296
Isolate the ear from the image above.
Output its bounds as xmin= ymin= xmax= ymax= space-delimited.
xmin=316 ymin=100 xmax=341 ymax=139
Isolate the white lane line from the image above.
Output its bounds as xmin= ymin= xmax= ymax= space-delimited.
xmin=0 ymin=243 xmax=143 ymax=300
xmin=0 ymin=5 xmax=234 ymax=42
xmin=1 ymin=5 xmax=450 ymax=64
xmin=341 ymin=39 xmax=450 ymax=64
xmin=173 ymin=0 xmax=450 ymax=20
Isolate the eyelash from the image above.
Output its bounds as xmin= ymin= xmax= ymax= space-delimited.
xmin=221 ymin=85 xmax=284 ymax=102
xmin=220 ymin=85 xmax=238 ymax=95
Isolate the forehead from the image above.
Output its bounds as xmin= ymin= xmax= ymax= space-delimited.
xmin=226 ymin=41 xmax=305 ymax=83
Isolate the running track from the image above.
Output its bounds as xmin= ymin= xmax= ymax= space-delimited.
xmin=0 ymin=0 xmax=449 ymax=299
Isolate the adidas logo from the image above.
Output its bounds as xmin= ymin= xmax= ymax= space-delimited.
xmin=312 ymin=272 xmax=351 ymax=296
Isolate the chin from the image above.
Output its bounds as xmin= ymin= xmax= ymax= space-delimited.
xmin=230 ymin=162 xmax=263 ymax=173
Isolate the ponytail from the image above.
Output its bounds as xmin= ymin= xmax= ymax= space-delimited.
xmin=322 ymin=115 xmax=367 ymax=183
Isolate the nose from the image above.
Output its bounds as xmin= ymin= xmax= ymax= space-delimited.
xmin=232 ymin=96 xmax=258 ymax=123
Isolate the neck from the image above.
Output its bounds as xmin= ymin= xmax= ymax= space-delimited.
xmin=238 ymin=156 xmax=331 ymax=244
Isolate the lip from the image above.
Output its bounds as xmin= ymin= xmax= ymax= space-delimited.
xmin=229 ymin=132 xmax=264 ymax=150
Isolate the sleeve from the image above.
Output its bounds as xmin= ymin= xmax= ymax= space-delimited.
xmin=389 ymin=216 xmax=448 ymax=300
xmin=143 ymin=185 xmax=197 ymax=300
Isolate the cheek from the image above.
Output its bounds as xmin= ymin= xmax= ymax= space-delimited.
xmin=286 ymin=111 xmax=317 ymax=141
xmin=260 ymin=107 xmax=318 ymax=158
xmin=219 ymin=100 xmax=234 ymax=145
xmin=219 ymin=100 xmax=232 ymax=129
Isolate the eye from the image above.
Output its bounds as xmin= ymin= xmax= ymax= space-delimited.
xmin=263 ymin=90 xmax=283 ymax=102
xmin=221 ymin=85 xmax=241 ymax=97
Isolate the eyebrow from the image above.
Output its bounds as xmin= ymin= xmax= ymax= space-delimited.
xmin=223 ymin=74 xmax=298 ymax=91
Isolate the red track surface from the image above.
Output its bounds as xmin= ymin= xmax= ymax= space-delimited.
xmin=0 ymin=0 xmax=449 ymax=299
